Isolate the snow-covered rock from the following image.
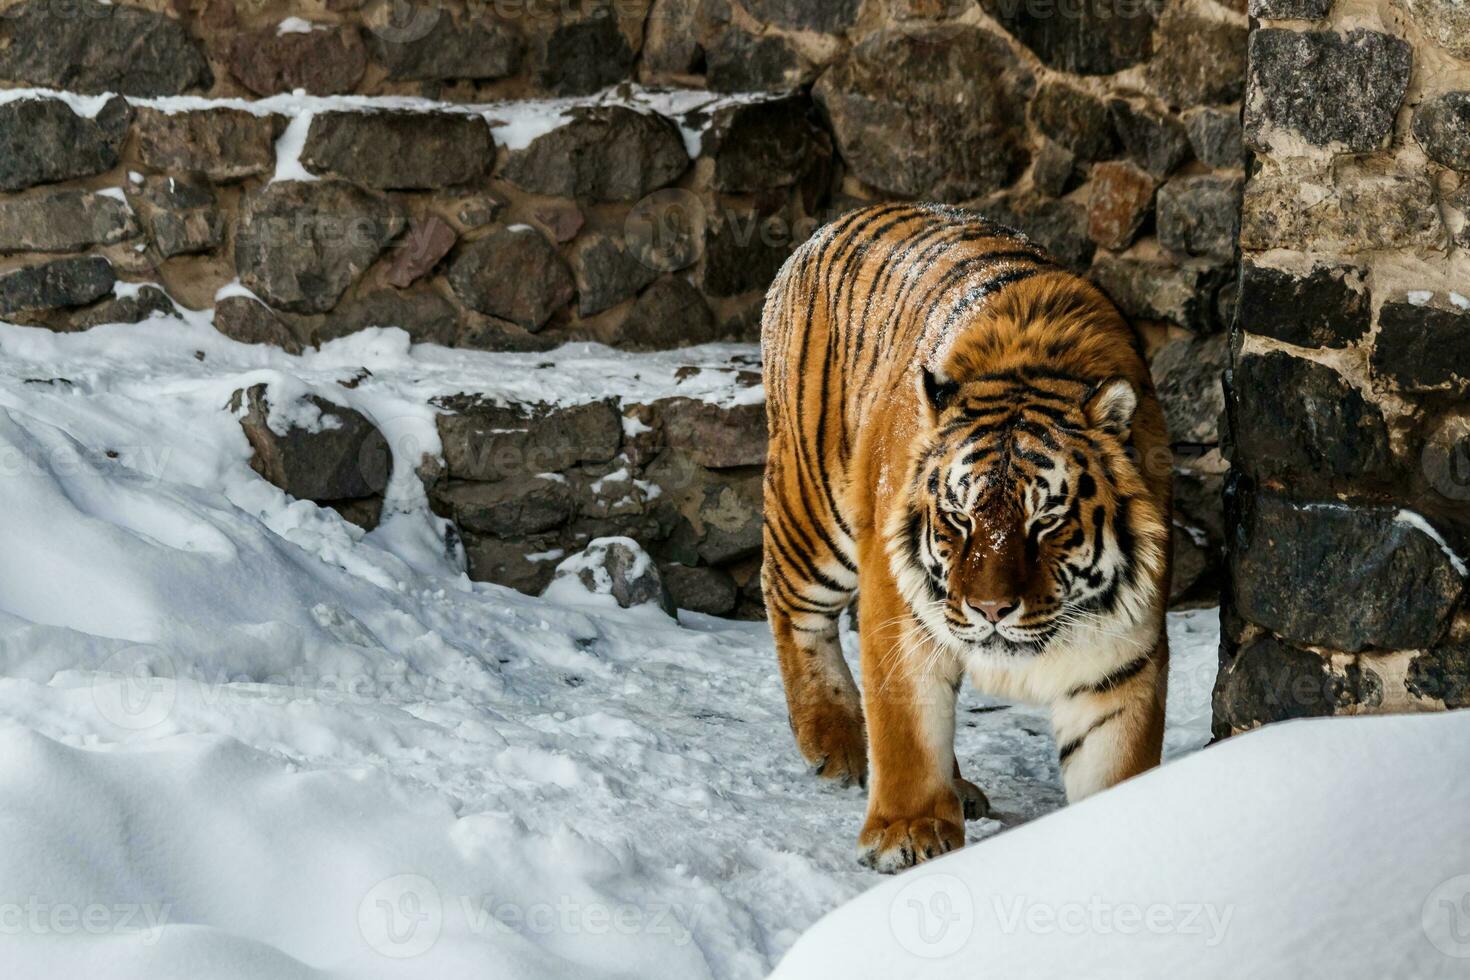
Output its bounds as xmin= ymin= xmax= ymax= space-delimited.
xmin=544 ymin=537 xmax=675 ymax=616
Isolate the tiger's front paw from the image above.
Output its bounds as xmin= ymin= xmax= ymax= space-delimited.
xmin=793 ymin=706 xmax=868 ymax=788
xmin=857 ymin=815 xmax=965 ymax=873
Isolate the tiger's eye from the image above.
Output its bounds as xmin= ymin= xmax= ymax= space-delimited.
xmin=942 ymin=509 xmax=972 ymax=530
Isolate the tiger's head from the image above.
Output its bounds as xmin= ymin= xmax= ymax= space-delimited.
xmin=886 ymin=363 xmax=1168 ymax=657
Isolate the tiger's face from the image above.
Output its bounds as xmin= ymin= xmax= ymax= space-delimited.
xmin=888 ymin=366 xmax=1162 ymax=656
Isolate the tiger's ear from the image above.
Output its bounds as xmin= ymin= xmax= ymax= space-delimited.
xmin=919 ymin=366 xmax=960 ymax=418
xmin=1085 ymin=377 xmax=1137 ymax=437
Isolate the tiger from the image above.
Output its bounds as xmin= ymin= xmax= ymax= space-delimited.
xmin=760 ymin=203 xmax=1172 ymax=873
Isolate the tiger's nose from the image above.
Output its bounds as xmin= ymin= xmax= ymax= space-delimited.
xmin=969 ymin=599 xmax=1017 ymax=624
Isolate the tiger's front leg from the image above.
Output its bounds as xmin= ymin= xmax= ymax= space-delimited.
xmin=1051 ymin=636 xmax=1168 ymax=801
xmin=855 ymin=567 xmax=966 ymax=873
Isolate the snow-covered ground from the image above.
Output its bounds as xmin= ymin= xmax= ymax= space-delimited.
xmin=0 ymin=313 xmax=1459 ymax=978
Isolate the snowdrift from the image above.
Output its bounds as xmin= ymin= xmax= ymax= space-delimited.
xmin=772 ymin=709 xmax=1470 ymax=979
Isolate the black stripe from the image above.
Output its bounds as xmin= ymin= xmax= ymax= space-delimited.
xmin=1069 ymin=656 xmax=1150 ymax=698
xmin=1058 ymin=708 xmax=1123 ymax=765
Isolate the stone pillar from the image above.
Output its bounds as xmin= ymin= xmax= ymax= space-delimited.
xmin=1217 ymin=0 xmax=1470 ymax=734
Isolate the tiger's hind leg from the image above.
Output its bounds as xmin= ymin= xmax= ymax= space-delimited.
xmin=767 ymin=598 xmax=866 ymax=786
xmin=762 ymin=464 xmax=865 ymax=786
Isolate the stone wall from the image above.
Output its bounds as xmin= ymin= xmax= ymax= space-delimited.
xmin=0 ymin=0 xmax=1250 ymax=609
xmin=1214 ymin=0 xmax=1470 ymax=732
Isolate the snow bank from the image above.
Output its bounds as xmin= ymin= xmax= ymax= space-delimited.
xmin=0 ymin=314 xmax=1233 ymax=978
xmin=773 ymin=710 xmax=1470 ymax=979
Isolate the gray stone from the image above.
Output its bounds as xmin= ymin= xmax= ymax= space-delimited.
xmin=661 ymin=564 xmax=738 ymax=616
xmin=644 ymin=451 xmax=764 ymax=566
xmin=500 ymin=106 xmax=689 ymax=203
xmin=1231 ymin=495 xmax=1464 ymax=652
xmin=1151 ymin=333 xmax=1227 ymax=444
xmin=569 ymin=233 xmax=659 ymax=317
xmin=1030 ymin=140 xmax=1078 ymax=198
xmin=1174 ymin=456 xmax=1226 ymax=543
xmin=1229 ymin=351 xmax=1392 ymax=486
xmin=446 ymin=226 xmax=574 ymax=331
xmin=1240 ymin=174 xmax=1444 ymax=253
xmin=980 ymin=0 xmax=1159 ymax=76
xmin=1371 ymin=302 xmax=1470 ymax=392
xmin=316 ymin=289 xmax=460 ymax=347
xmin=981 ymin=194 xmax=1094 ymax=270
xmin=642 ymin=0 xmax=730 ymax=78
xmin=365 ymin=10 xmax=521 ymax=81
xmin=1184 ymin=108 xmax=1244 ymax=170
xmin=705 ymin=28 xmax=810 ymax=93
xmin=134 ymin=107 xmax=278 ymax=183
xmin=813 ymin=25 xmax=1033 ymax=201
xmin=301 ymin=112 xmax=493 ymax=190
xmin=615 ymin=276 xmax=719 ymax=350
xmin=741 ymin=0 xmax=860 ymax=32
xmin=1390 ymin=0 xmax=1470 ymax=61
xmin=232 ymin=384 xmax=390 ymax=502
xmin=1406 ymin=642 xmax=1470 ymax=709
xmin=1414 ymin=93 xmax=1470 ymax=171
xmin=708 ymin=97 xmax=830 ymax=193
xmin=456 ymin=317 xmax=558 ymax=353
xmin=0 ymin=190 xmax=138 ymax=254
xmin=434 ymin=477 xmax=575 ymax=536
xmin=1237 ymin=263 xmax=1369 ymax=348
xmin=0 ymin=98 xmax=127 ymax=192
xmin=1029 ymin=82 xmax=1118 ymax=163
xmin=701 ymin=207 xmax=793 ymax=297
xmin=1157 ymin=175 xmax=1242 ymax=261
xmin=235 ymin=181 xmax=406 ymax=315
xmin=1169 ymin=523 xmax=1215 ymax=605
xmin=529 ymin=13 xmax=633 ymax=96
xmin=132 ymin=177 xmax=224 ymax=258
xmin=1246 ymin=30 xmax=1412 ymax=153
xmin=549 ymin=538 xmax=675 ymax=616
xmin=464 ymin=535 xmax=562 ymax=595
xmin=227 ymin=24 xmax=368 ymax=95
xmin=1091 ymin=255 xmax=1231 ymax=331
xmin=1148 ymin=6 xmax=1248 ymax=107
xmin=1108 ymin=99 xmax=1190 ymax=178
xmin=0 ymin=256 xmax=114 ymax=315
xmin=1249 ymin=0 xmax=1333 ymax=17
xmin=654 ymin=397 xmax=767 ymax=468
xmin=213 ymin=296 xmax=303 ymax=353
xmin=0 ymin=0 xmax=212 ymax=96
xmin=434 ymin=397 xmax=622 ymax=481
xmin=64 ymin=284 xmax=180 ymax=331
xmin=1215 ymin=632 xmax=1377 ymax=732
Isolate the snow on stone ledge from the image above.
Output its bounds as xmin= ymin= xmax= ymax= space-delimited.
xmin=0 ymin=83 xmax=780 ymax=158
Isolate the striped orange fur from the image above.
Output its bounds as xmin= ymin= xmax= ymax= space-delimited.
xmin=760 ymin=203 xmax=1172 ymax=873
